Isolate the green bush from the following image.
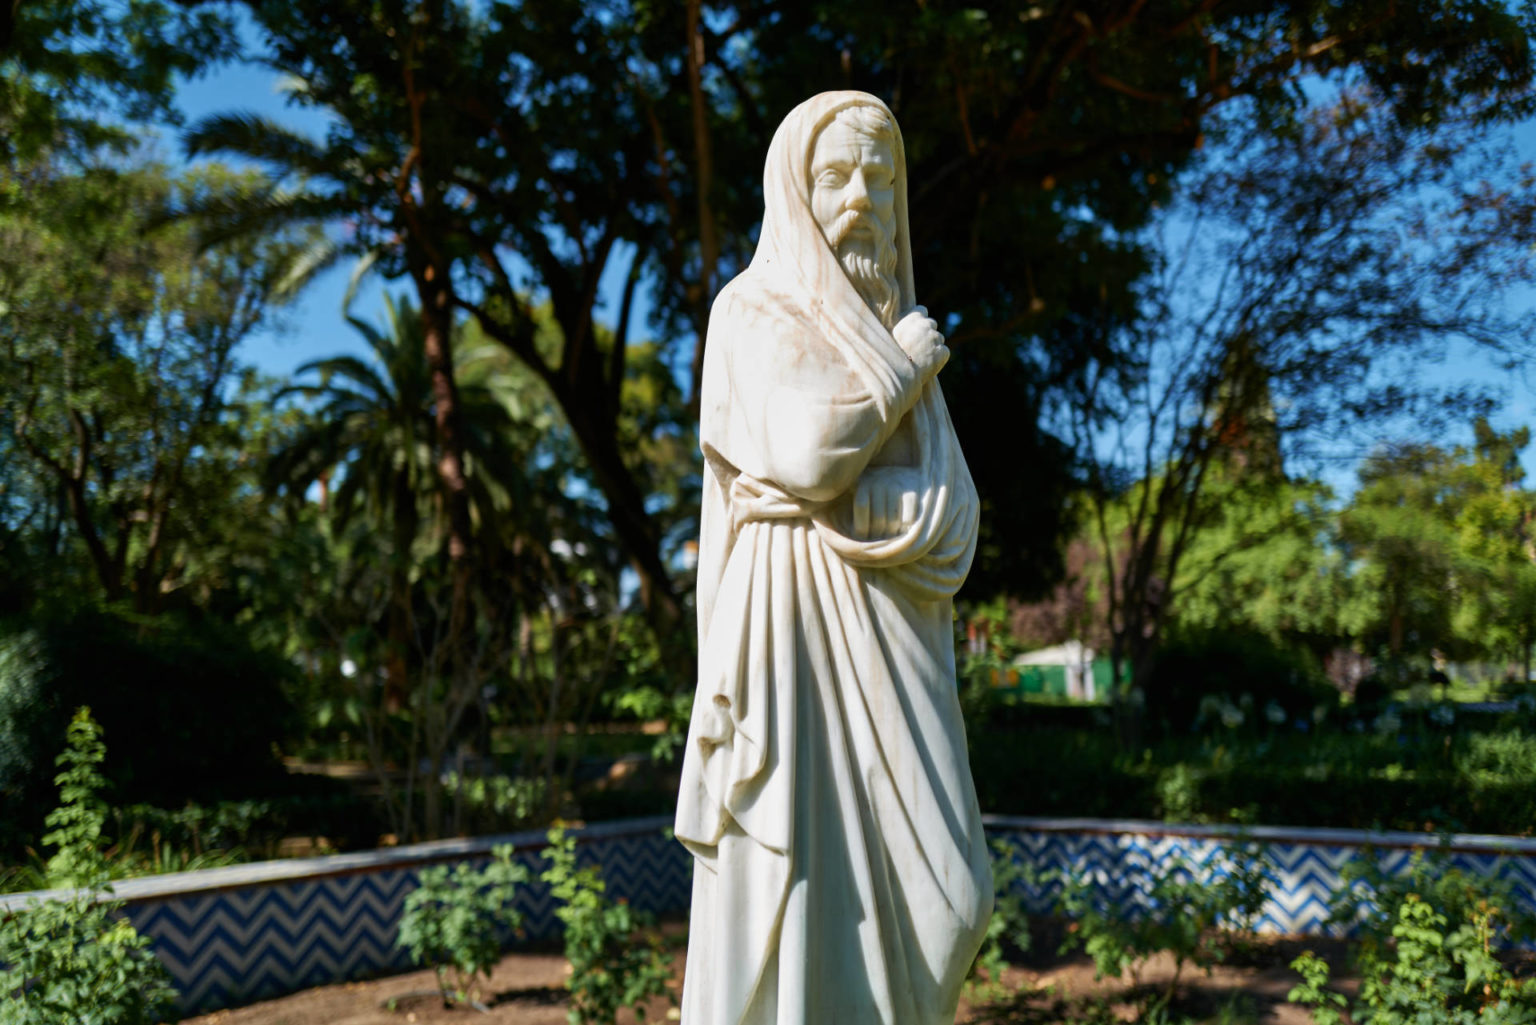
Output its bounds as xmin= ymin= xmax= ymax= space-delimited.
xmin=0 ymin=603 xmax=296 ymax=854
xmin=442 ymin=772 xmax=546 ymax=834
xmin=1141 ymin=628 xmax=1336 ymax=736
xmin=1057 ymin=844 xmax=1271 ymax=1013
xmin=968 ymin=725 xmax=1536 ymax=835
xmin=1327 ymin=848 xmax=1536 ymax=962
xmin=541 ymin=826 xmax=672 ymax=1025
xmin=1290 ymin=894 xmax=1536 ymax=1024
xmin=0 ymin=708 xmax=176 ymax=1025
xmin=396 ymin=845 xmax=529 ymax=1008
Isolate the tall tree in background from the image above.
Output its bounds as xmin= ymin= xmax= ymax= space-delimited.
xmin=1067 ymin=93 xmax=1536 ymax=694
xmin=184 ymin=0 xmax=697 ymax=637
xmin=0 ymin=0 xmax=234 ymax=161
xmin=1447 ymin=422 xmax=1536 ymax=682
xmin=181 ymin=0 xmax=1536 ymax=632
xmin=0 ymin=156 xmax=314 ymax=612
xmin=636 ymin=0 xmax=1536 ymax=598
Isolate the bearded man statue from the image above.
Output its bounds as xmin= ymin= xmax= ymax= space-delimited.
xmin=674 ymin=91 xmax=992 ymax=1025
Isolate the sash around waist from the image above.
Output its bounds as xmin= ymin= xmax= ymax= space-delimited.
xmin=728 ymin=472 xmax=824 ymax=529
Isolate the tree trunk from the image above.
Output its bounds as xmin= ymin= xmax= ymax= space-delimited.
xmin=416 ymin=266 xmax=475 ymax=654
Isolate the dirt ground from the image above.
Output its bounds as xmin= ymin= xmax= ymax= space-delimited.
xmin=180 ymin=925 xmax=1352 ymax=1025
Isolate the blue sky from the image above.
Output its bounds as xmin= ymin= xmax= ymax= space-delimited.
xmin=174 ymin=43 xmax=1536 ymax=489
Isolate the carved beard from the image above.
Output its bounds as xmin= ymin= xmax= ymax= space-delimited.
xmin=827 ymin=209 xmax=900 ymax=329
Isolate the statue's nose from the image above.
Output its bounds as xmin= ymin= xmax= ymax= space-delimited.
xmin=845 ymin=172 xmax=873 ymax=212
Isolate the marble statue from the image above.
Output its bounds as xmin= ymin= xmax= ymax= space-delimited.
xmin=675 ymin=91 xmax=992 ymax=1025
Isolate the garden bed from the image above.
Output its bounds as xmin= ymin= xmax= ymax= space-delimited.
xmin=179 ymin=923 xmax=1357 ymax=1025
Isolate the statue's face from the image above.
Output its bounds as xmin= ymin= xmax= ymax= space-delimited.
xmin=809 ymin=116 xmax=896 ymax=253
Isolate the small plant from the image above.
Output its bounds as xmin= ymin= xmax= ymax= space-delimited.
xmin=395 ymin=844 xmax=529 ymax=1008
xmin=442 ymin=772 xmax=546 ymax=832
xmin=0 ymin=707 xmax=177 ymax=1025
xmin=1327 ymin=847 xmax=1536 ymax=964
xmin=541 ymin=826 xmax=672 ymax=1025
xmin=966 ymin=838 xmax=1037 ymax=1001
xmin=1057 ymin=843 xmax=1271 ymax=1012
xmin=1289 ymin=893 xmax=1536 ymax=1023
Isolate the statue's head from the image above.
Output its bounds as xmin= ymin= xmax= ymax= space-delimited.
xmin=755 ymin=92 xmax=914 ymax=331
xmin=808 ymin=104 xmax=901 ymax=327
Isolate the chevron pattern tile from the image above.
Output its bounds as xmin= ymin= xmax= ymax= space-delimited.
xmin=14 ymin=814 xmax=1531 ymax=1017
xmin=113 ymin=823 xmax=691 ymax=1015
xmin=982 ymin=821 xmax=1536 ymax=941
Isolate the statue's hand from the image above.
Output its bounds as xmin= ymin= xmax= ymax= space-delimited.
xmin=893 ymin=306 xmax=949 ymax=378
xmin=851 ymin=466 xmax=922 ymax=539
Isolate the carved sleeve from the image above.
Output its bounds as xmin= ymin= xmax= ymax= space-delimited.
xmin=726 ymin=316 xmax=923 ymax=504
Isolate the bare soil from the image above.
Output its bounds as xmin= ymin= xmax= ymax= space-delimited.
xmin=180 ymin=925 xmax=1354 ymax=1025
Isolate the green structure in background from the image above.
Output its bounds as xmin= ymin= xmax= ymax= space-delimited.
xmin=1007 ymin=642 xmax=1112 ymax=701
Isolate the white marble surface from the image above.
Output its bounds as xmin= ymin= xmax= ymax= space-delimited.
xmin=675 ymin=91 xmax=991 ymax=1025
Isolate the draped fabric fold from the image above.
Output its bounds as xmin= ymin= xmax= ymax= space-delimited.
xmin=676 ymin=91 xmax=991 ymax=1025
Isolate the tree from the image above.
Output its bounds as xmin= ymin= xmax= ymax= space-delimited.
xmin=0 ymin=0 xmax=235 ymax=161
xmin=1453 ymin=422 xmax=1536 ymax=683
xmin=182 ymin=0 xmax=696 ymax=640
xmin=638 ymin=0 xmax=1536 ymax=598
xmin=0 ymin=154 xmax=315 ymax=612
xmin=1066 ymin=91 xmax=1536 ymax=696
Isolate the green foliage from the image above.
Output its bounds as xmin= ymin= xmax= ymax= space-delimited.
xmin=0 ymin=893 xmax=177 ymax=1025
xmin=41 ymin=708 xmax=111 ymax=889
xmin=1057 ymin=845 xmax=1270 ymax=1009
xmin=1290 ymin=894 xmax=1536 ymax=1024
xmin=966 ymin=838 xmax=1035 ymax=1002
xmin=541 ymin=827 xmax=672 ymax=1025
xmin=1141 ymin=628 xmax=1337 ymax=737
xmin=608 ymin=685 xmax=692 ymax=765
xmin=0 ymin=0 xmax=236 ymax=161
xmin=0 ymin=708 xmax=176 ymax=1025
xmin=396 ymin=845 xmax=529 ymax=1008
xmin=442 ymin=773 xmax=547 ymax=834
xmin=970 ymin=722 xmax=1536 ymax=836
xmin=0 ymin=604 xmax=295 ymax=856
xmin=1328 ymin=850 xmax=1536 ymax=964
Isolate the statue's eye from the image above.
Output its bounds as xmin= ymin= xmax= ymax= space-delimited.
xmin=817 ymin=169 xmax=847 ymax=187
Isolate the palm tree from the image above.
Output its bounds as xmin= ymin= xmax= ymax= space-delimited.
xmin=270 ymin=294 xmax=436 ymax=710
xmin=270 ymin=294 xmax=559 ymax=838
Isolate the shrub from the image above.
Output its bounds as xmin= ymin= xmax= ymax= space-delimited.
xmin=0 ymin=708 xmax=176 ymax=1025
xmin=1327 ymin=848 xmax=1536 ymax=963
xmin=1290 ymin=894 xmax=1536 ymax=1024
xmin=0 ymin=603 xmax=295 ymax=853
xmin=442 ymin=772 xmax=546 ymax=834
xmin=541 ymin=826 xmax=672 ymax=1025
xmin=1141 ymin=628 xmax=1335 ymax=736
xmin=396 ymin=845 xmax=529 ymax=1008
xmin=1057 ymin=844 xmax=1271 ymax=1011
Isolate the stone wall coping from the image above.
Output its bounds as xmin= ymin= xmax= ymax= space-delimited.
xmin=0 ymin=814 xmax=674 ymax=911
xmin=7 ymin=813 xmax=1533 ymax=915
xmin=981 ymin=815 xmax=1536 ymax=855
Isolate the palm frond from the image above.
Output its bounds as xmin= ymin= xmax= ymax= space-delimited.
xmin=272 ymin=233 xmax=344 ymax=301
xmin=183 ymin=112 xmax=334 ymax=178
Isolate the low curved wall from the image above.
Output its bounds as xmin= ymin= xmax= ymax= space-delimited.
xmin=4 ymin=815 xmax=1534 ymax=1015
xmin=0 ymin=817 xmax=687 ymax=1015
xmin=982 ymin=816 xmax=1536 ymax=937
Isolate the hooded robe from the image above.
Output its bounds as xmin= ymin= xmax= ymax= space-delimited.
xmin=675 ymin=91 xmax=992 ymax=1025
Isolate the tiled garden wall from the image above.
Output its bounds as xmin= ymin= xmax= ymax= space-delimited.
xmin=0 ymin=816 xmax=688 ymax=1016
xmin=6 ymin=815 xmax=1536 ymax=1016
xmin=983 ymin=816 xmax=1536 ymax=937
